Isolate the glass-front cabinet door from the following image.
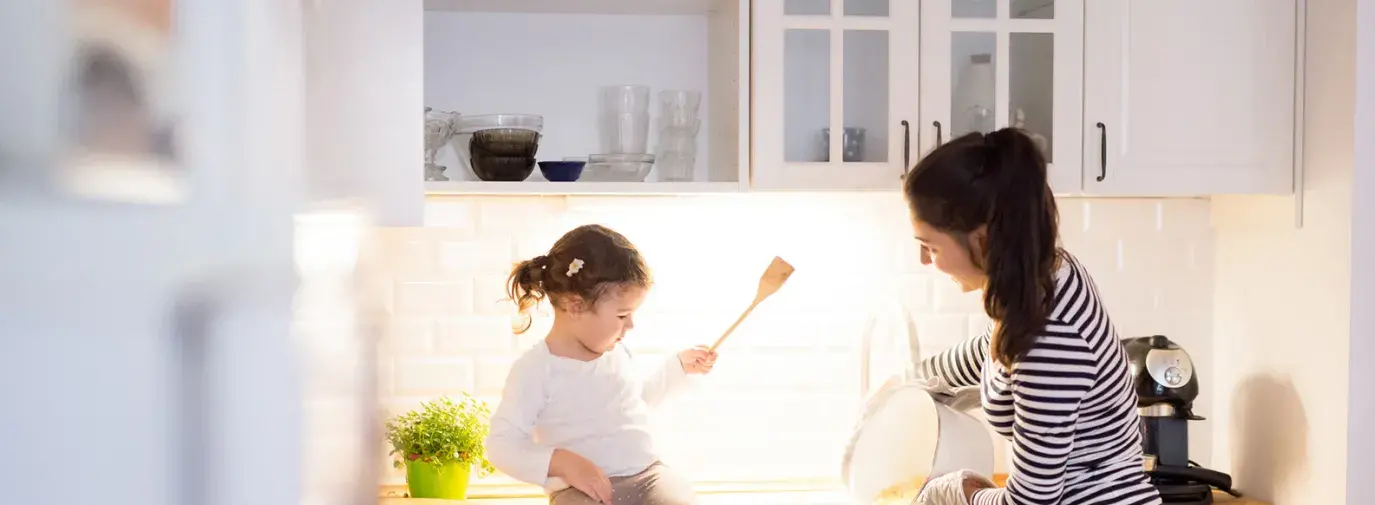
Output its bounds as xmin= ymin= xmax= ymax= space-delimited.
xmin=752 ymin=0 xmax=921 ymax=190
xmin=918 ymin=0 xmax=1083 ymax=194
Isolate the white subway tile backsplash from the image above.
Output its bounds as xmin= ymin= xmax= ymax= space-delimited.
xmin=423 ymin=200 xmax=480 ymax=231
xmin=393 ymin=280 xmax=473 ymax=316
xmin=708 ymin=349 xmax=858 ymax=391
xmin=471 ymin=274 xmax=515 ymax=315
xmin=387 ymin=239 xmax=438 ymax=279
xmin=932 ymin=278 xmax=982 ymax=313
xmin=374 ymin=194 xmax=1215 ymax=486
xmin=394 ymin=357 xmax=476 ymax=396
xmin=477 ymin=197 xmax=569 ymax=233
xmin=967 ymin=311 xmax=995 ymax=337
xmin=435 ymin=316 xmax=514 ymax=354
xmin=388 ymin=318 xmax=437 ymax=354
xmin=376 ymin=355 xmax=395 ymax=396
xmin=438 ymin=239 xmax=514 ymax=273
xmin=895 ymin=273 xmax=934 ymax=312
xmin=917 ymin=314 xmax=977 ymax=352
xmin=472 ymin=357 xmax=517 ymax=397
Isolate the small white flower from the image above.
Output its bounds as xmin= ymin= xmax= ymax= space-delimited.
xmin=566 ymin=258 xmax=584 ymax=277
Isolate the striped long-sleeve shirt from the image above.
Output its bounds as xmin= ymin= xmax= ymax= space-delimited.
xmin=918 ymin=252 xmax=1162 ymax=505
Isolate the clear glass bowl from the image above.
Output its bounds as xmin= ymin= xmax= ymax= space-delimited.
xmin=582 ymin=154 xmax=655 ymax=182
xmin=454 ymin=114 xmax=543 ymax=134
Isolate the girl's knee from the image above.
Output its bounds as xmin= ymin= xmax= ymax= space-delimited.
xmin=550 ymin=488 xmax=600 ymax=505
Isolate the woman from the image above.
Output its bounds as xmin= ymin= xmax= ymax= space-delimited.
xmin=907 ymin=129 xmax=1162 ymax=505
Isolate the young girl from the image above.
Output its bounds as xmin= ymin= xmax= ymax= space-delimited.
xmin=485 ymin=224 xmax=717 ymax=505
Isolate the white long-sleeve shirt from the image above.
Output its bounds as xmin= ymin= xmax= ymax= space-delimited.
xmin=484 ymin=341 xmax=690 ymax=492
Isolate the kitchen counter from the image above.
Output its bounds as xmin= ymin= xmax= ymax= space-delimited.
xmin=379 ymin=490 xmax=852 ymax=505
xmin=1215 ymin=491 xmax=1268 ymax=504
xmin=380 ymin=490 xmax=1266 ymax=505
xmin=379 ymin=487 xmax=1266 ymax=504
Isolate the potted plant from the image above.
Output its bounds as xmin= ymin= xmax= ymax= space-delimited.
xmin=385 ymin=394 xmax=496 ymax=499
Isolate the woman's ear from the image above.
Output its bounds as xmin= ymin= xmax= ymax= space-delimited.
xmin=971 ymin=224 xmax=990 ymax=266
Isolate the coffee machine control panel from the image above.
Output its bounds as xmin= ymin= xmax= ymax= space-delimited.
xmin=1144 ymin=348 xmax=1194 ymax=388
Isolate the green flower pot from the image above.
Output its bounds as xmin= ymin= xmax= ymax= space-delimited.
xmin=404 ymin=459 xmax=472 ymax=500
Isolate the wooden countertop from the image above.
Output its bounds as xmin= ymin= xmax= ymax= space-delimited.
xmin=381 ymin=492 xmax=1268 ymax=505
xmin=379 ymin=486 xmax=1269 ymax=504
xmin=1214 ymin=490 xmax=1268 ymax=504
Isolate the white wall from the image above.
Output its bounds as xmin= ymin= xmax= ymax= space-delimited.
xmin=307 ymin=0 xmax=424 ymax=226
xmin=1346 ymin=0 xmax=1375 ymax=501
xmin=374 ymin=194 xmax=1216 ymax=489
xmin=1208 ymin=0 xmax=1356 ymax=503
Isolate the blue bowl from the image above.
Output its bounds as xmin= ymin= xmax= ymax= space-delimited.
xmin=538 ymin=161 xmax=585 ymax=182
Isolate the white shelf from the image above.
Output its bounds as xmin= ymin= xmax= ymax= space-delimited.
xmin=425 ymin=181 xmax=744 ymax=196
xmin=424 ymin=0 xmax=715 ymax=15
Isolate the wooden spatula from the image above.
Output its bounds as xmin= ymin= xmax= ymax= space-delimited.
xmin=708 ymin=256 xmax=796 ymax=352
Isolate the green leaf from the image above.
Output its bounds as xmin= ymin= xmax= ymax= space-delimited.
xmin=383 ymin=393 xmax=496 ymax=476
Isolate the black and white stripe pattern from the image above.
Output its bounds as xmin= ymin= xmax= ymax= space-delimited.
xmin=919 ymin=252 xmax=1162 ymax=505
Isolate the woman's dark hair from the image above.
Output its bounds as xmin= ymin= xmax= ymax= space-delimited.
xmin=902 ymin=128 xmax=1060 ymax=367
xmin=506 ymin=224 xmax=652 ymax=334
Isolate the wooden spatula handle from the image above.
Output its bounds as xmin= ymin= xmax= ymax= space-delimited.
xmin=709 ymin=300 xmax=759 ymax=352
xmin=709 ymin=256 xmax=795 ymax=352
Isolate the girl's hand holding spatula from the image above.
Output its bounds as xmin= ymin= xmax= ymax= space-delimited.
xmin=678 ymin=346 xmax=718 ymax=374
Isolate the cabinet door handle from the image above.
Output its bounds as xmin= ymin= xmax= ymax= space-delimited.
xmin=1095 ymin=122 xmax=1108 ymax=181
xmin=901 ymin=120 xmax=911 ymax=178
xmin=171 ymin=281 xmax=219 ymax=505
xmin=933 ymin=120 xmax=944 ymax=146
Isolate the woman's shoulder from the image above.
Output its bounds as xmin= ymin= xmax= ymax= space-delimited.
xmin=1054 ymin=248 xmax=1088 ymax=278
xmin=1043 ymin=249 xmax=1117 ymax=347
xmin=1050 ymin=249 xmax=1104 ymax=303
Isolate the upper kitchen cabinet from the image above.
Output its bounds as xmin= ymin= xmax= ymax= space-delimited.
xmin=750 ymin=0 xmax=1084 ymax=192
xmin=751 ymin=0 xmax=920 ymax=190
xmin=1082 ymin=0 xmax=1299 ymax=196
xmin=422 ymin=0 xmax=750 ymax=195
xmin=920 ymin=0 xmax=1084 ymax=195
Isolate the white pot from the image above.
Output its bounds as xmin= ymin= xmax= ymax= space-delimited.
xmin=841 ymin=383 xmax=995 ymax=505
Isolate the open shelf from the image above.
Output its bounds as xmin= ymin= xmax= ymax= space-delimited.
xmin=423 ymin=0 xmax=748 ymax=194
xmin=425 ymin=180 xmax=743 ymax=196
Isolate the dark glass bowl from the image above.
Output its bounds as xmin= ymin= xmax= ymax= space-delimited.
xmin=470 ymin=128 xmax=541 ymax=157
xmin=470 ymin=154 xmax=536 ymax=182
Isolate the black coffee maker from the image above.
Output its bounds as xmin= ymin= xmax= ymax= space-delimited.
xmin=1123 ymin=335 xmax=1239 ymax=505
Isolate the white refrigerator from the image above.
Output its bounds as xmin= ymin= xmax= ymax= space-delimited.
xmin=0 ymin=1 xmax=421 ymax=505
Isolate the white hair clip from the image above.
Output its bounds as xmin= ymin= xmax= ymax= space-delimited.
xmin=566 ymin=258 xmax=584 ymax=277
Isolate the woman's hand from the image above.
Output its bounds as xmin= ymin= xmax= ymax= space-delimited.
xmin=916 ymin=469 xmax=993 ymax=505
xmin=962 ymin=474 xmax=995 ymax=502
xmin=550 ymin=448 xmax=613 ymax=504
xmin=678 ymin=345 xmax=718 ymax=375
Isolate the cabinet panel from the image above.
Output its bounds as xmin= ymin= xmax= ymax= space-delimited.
xmin=919 ymin=0 xmax=1081 ymax=194
xmin=843 ymin=29 xmax=891 ymax=163
xmin=786 ymin=0 xmax=829 ymax=15
xmin=752 ymin=0 xmax=919 ymax=190
xmin=949 ymin=32 xmax=997 ymax=138
xmin=1082 ymin=0 xmax=1296 ymax=196
xmin=783 ymin=29 xmax=832 ymax=163
xmin=1011 ymin=0 xmax=1053 ymax=19
xmin=845 ymin=0 xmax=890 ymax=17
xmin=1009 ymin=32 xmax=1054 ymax=162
